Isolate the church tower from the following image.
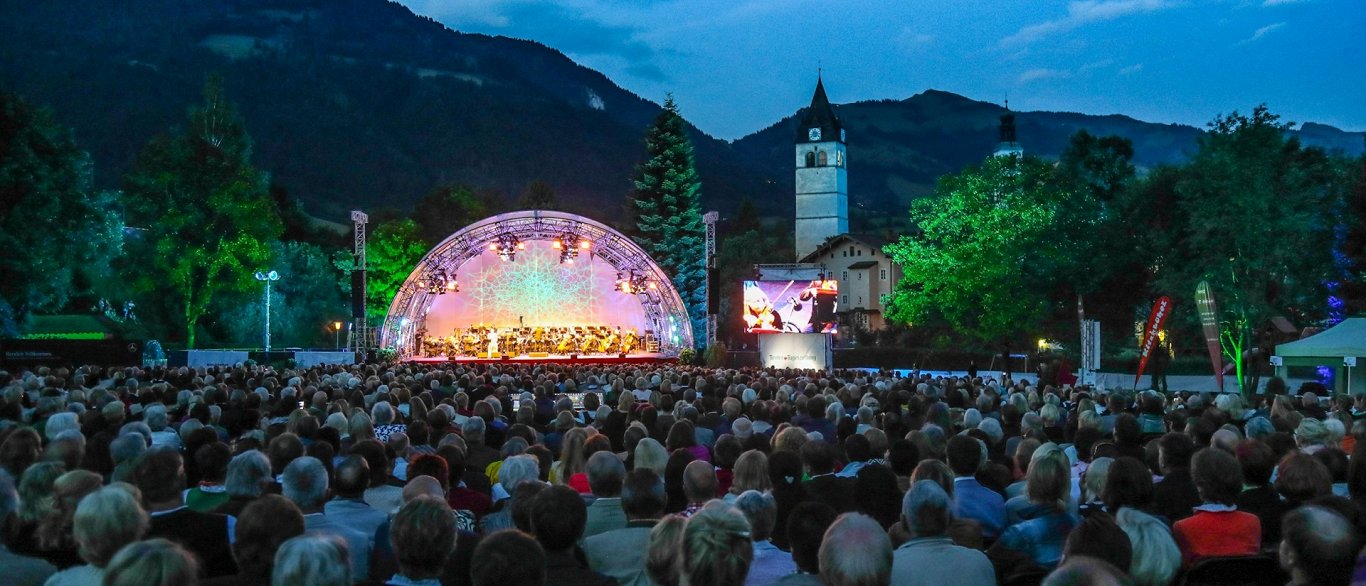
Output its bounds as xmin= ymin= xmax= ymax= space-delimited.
xmin=993 ymin=103 xmax=1024 ymax=158
xmin=794 ymin=76 xmax=848 ymax=260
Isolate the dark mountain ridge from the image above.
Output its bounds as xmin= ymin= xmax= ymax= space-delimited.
xmin=1 ymin=0 xmax=1360 ymax=232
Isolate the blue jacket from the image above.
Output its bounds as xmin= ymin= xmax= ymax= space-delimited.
xmin=953 ymin=477 xmax=1007 ymax=539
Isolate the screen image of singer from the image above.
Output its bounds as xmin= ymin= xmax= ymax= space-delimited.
xmin=741 ymin=280 xmax=839 ymax=334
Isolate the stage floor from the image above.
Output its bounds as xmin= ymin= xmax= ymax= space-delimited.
xmin=405 ymin=352 xmax=675 ymax=366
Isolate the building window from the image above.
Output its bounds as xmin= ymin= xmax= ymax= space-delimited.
xmin=841 ymin=251 xmax=846 ymax=257
xmin=857 ymin=249 xmax=862 ymax=256
xmin=841 ymin=271 xmax=848 ymax=282
xmin=880 ymin=269 xmax=887 ymax=280
xmin=805 ymin=152 xmax=816 ymax=167
xmin=848 ymin=246 xmax=854 ymax=256
xmin=818 ymin=151 xmax=828 ymax=166
xmin=857 ymin=272 xmax=862 ymax=280
xmin=842 ymin=294 xmax=848 ymax=305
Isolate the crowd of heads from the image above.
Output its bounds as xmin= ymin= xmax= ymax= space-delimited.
xmin=1 ymin=361 xmax=1365 ymax=586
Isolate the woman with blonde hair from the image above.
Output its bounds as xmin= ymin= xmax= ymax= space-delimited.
xmin=634 ymin=437 xmax=669 ymax=476
xmin=45 ymin=484 xmax=149 ymax=586
xmin=991 ymin=442 xmax=1078 ymax=570
xmin=1117 ymin=506 xmax=1180 ymax=586
xmin=725 ymin=450 xmax=772 ymax=503
xmin=103 ymin=538 xmax=200 ymax=586
xmin=772 ymin=426 xmax=809 ymax=455
xmin=35 ymin=469 xmax=103 ymax=561
xmin=550 ymin=427 xmax=590 ymax=484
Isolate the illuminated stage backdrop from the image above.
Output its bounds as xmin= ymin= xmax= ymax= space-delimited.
xmin=421 ymin=245 xmax=647 ymax=334
xmin=381 ymin=210 xmax=693 ymax=357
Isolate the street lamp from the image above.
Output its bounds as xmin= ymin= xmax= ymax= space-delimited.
xmin=254 ymin=270 xmax=280 ymax=353
xmin=333 ymin=321 xmax=343 ymax=350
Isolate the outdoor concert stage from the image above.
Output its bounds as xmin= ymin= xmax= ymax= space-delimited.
xmin=405 ymin=352 xmax=674 ymax=366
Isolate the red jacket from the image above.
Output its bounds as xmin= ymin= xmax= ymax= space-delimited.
xmin=1173 ymin=509 xmax=1262 ymax=567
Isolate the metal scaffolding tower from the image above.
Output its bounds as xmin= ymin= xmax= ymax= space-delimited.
xmin=350 ymin=210 xmax=369 ymax=352
xmin=703 ymin=210 xmax=718 ymax=350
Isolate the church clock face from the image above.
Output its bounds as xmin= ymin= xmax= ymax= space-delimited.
xmin=808 ymin=127 xmax=821 ymax=141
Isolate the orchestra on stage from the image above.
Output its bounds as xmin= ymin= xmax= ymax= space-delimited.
xmin=417 ymin=325 xmax=656 ymax=358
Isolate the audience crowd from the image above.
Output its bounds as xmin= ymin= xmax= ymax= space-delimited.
xmin=1 ymin=361 xmax=1365 ymax=586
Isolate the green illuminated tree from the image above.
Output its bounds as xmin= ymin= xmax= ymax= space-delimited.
xmin=882 ymin=155 xmax=1074 ymax=352
xmin=0 ymin=92 xmax=122 ymax=333
xmin=630 ymin=96 xmax=706 ymax=348
xmin=337 ymin=218 xmax=427 ymax=322
xmin=1158 ymin=106 xmax=1339 ymax=395
xmin=123 ymin=79 xmax=282 ymax=348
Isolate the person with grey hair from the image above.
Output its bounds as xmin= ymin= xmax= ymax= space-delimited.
xmin=144 ymin=404 xmax=182 ymax=450
xmin=118 ymin=421 xmax=152 ymax=447
xmin=819 ymin=513 xmax=892 ymax=586
xmin=108 ymin=433 xmax=146 ymax=484
xmin=461 ymin=417 xmax=500 ymax=477
xmin=735 ymin=490 xmax=796 ymax=586
xmin=371 ymin=401 xmax=405 ymax=443
xmin=102 ymin=538 xmax=200 ymax=586
xmin=681 ymin=460 xmax=718 ymax=518
xmin=891 ymin=480 xmax=994 ymax=586
xmin=584 ymin=451 xmax=627 ymax=538
xmin=45 ymin=484 xmax=149 ymax=586
xmin=214 ymin=449 xmax=273 ymax=518
xmin=1244 ymin=416 xmax=1274 ymax=440
xmin=0 ymin=470 xmax=57 ymax=585
xmin=680 ymin=501 xmax=753 ymax=586
xmin=481 ymin=455 xmax=542 ymax=535
xmin=43 ymin=412 xmax=79 ymax=442
xmin=282 ymin=456 xmax=370 ymax=579
xmin=271 ymin=533 xmax=352 ymax=586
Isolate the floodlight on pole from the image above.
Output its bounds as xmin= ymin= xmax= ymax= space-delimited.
xmin=254 ymin=270 xmax=281 ymax=353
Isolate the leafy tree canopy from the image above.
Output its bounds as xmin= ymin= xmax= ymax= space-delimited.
xmin=122 ymin=78 xmax=282 ymax=348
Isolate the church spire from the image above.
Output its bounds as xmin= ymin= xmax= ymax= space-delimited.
xmin=797 ymin=74 xmax=844 ymax=144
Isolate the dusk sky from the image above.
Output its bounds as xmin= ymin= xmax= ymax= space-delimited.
xmin=400 ymin=0 xmax=1366 ymax=140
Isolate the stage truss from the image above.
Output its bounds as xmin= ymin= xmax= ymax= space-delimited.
xmin=380 ymin=210 xmax=694 ymax=358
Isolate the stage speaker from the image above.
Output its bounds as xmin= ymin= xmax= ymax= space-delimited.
xmin=501 ymin=353 xmax=511 ymax=360
xmin=350 ymin=270 xmax=366 ymax=318
xmin=569 ymin=353 xmax=578 ymax=360
xmin=618 ymin=353 xmax=627 ymax=359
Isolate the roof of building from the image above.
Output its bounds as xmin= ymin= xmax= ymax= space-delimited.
xmin=795 ymin=76 xmax=843 ymax=144
xmin=799 ymin=232 xmax=892 ymax=263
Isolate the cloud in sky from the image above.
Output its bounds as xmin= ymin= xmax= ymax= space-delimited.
xmin=1237 ymin=22 xmax=1287 ymax=44
xmin=1002 ymin=0 xmax=1176 ymax=46
xmin=895 ymin=28 xmax=935 ymax=52
xmin=1019 ymin=68 xmax=1073 ymax=84
xmin=1262 ymin=0 xmax=1311 ymax=6
xmin=1119 ymin=63 xmax=1145 ymax=74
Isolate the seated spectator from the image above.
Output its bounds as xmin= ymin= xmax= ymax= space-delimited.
xmin=133 ymin=446 xmax=237 ymax=578
xmin=281 ymin=456 xmax=370 ymax=579
xmin=528 ymin=485 xmax=615 ymax=586
xmin=725 ymin=450 xmax=772 ymax=504
xmin=351 ymin=439 xmax=404 ymax=514
xmin=481 ymin=455 xmax=540 ymax=534
xmin=681 ymin=459 xmax=718 ymax=518
xmin=1041 ymin=556 xmax=1132 ymax=586
xmin=681 ymin=501 xmax=753 ymax=586
xmin=1234 ymin=439 xmax=1287 ymax=544
xmin=472 ymin=530 xmax=545 ymax=586
xmin=324 ymin=455 xmax=389 ymax=541
xmin=438 ymin=445 xmax=493 ymax=520
xmin=891 ymin=480 xmax=994 ymax=586
xmin=800 ymin=441 xmax=854 ymax=513
xmin=584 ymin=469 xmax=667 ymax=586
xmin=991 ymin=442 xmax=1079 ymax=572
xmin=1151 ymin=433 xmax=1200 ymax=522
xmin=646 ymin=515 xmax=687 ymax=586
xmin=947 ymin=435 xmax=1006 ymax=539
xmin=388 ymin=496 xmax=456 ymax=585
xmin=1116 ymin=507 xmax=1179 ymax=586
xmin=213 ymin=450 xmax=272 ymax=518
xmin=1172 ymin=447 xmax=1260 ymax=566
xmin=186 ymin=442 xmax=232 ymax=512
xmin=102 ymin=538 xmax=200 ymax=586
xmin=45 ymin=484 xmax=148 ymax=586
xmin=1078 ymin=457 xmax=1112 ymax=519
xmin=0 ymin=469 xmax=56 ymax=585
xmin=205 ymin=494 xmax=305 ymax=586
xmin=584 ymin=451 xmax=627 ymax=538
xmin=271 ymin=534 xmax=352 ymax=586
xmin=367 ymin=475 xmax=481 ymax=586
xmin=1101 ymin=457 xmax=1155 ymax=516
xmin=1276 ymin=452 xmax=1333 ymax=509
xmin=820 ymin=512 xmax=892 ymax=586
xmin=1280 ymin=506 xmax=1358 ymax=586
xmin=1059 ymin=513 xmax=1132 ymax=576
xmin=36 ymin=469 xmax=102 ymax=568
xmin=734 ymin=490 xmax=796 ymax=586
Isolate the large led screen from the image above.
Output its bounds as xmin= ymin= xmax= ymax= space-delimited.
xmin=742 ymin=280 xmax=838 ymax=334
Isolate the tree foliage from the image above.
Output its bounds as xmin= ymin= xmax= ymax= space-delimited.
xmin=0 ymin=91 xmax=122 ymax=332
xmin=883 ymin=155 xmax=1075 ymax=344
xmin=122 ymin=79 xmax=282 ymax=348
xmin=337 ymin=218 xmax=428 ymax=323
xmin=630 ymin=96 xmax=707 ymax=348
xmin=516 ymin=180 xmax=559 ymax=211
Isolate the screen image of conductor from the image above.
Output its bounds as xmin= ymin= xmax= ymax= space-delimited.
xmin=741 ymin=279 xmax=838 ymax=334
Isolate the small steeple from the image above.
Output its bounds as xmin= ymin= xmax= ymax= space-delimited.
xmin=993 ymin=100 xmax=1023 ymax=158
xmin=797 ymin=74 xmax=844 ymax=143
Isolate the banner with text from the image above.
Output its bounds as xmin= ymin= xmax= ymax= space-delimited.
xmin=1135 ymin=296 xmax=1172 ymax=388
xmin=1195 ymin=281 xmax=1224 ymax=392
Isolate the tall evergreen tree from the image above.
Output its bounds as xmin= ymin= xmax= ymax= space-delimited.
xmin=0 ymin=92 xmax=122 ymax=334
xmin=631 ymin=96 xmax=706 ymax=349
xmin=516 ymin=180 xmax=559 ymax=211
xmin=1340 ymin=143 xmax=1366 ymax=316
xmin=123 ymin=79 xmax=282 ymax=348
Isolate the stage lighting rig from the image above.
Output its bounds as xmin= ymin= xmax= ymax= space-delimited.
xmin=417 ymin=269 xmax=458 ymax=295
xmin=490 ymin=234 xmax=523 ymax=262
xmin=554 ymin=232 xmax=590 ymax=264
xmin=616 ymin=270 xmax=651 ymax=294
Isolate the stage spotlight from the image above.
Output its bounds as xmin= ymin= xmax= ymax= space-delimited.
xmin=557 ymin=233 xmax=581 ymax=264
xmin=494 ymin=234 xmax=520 ymax=261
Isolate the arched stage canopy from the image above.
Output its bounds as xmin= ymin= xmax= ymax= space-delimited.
xmin=381 ymin=210 xmax=693 ymax=358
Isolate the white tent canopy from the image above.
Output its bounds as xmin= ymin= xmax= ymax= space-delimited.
xmin=1274 ymin=318 xmax=1366 ymax=394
